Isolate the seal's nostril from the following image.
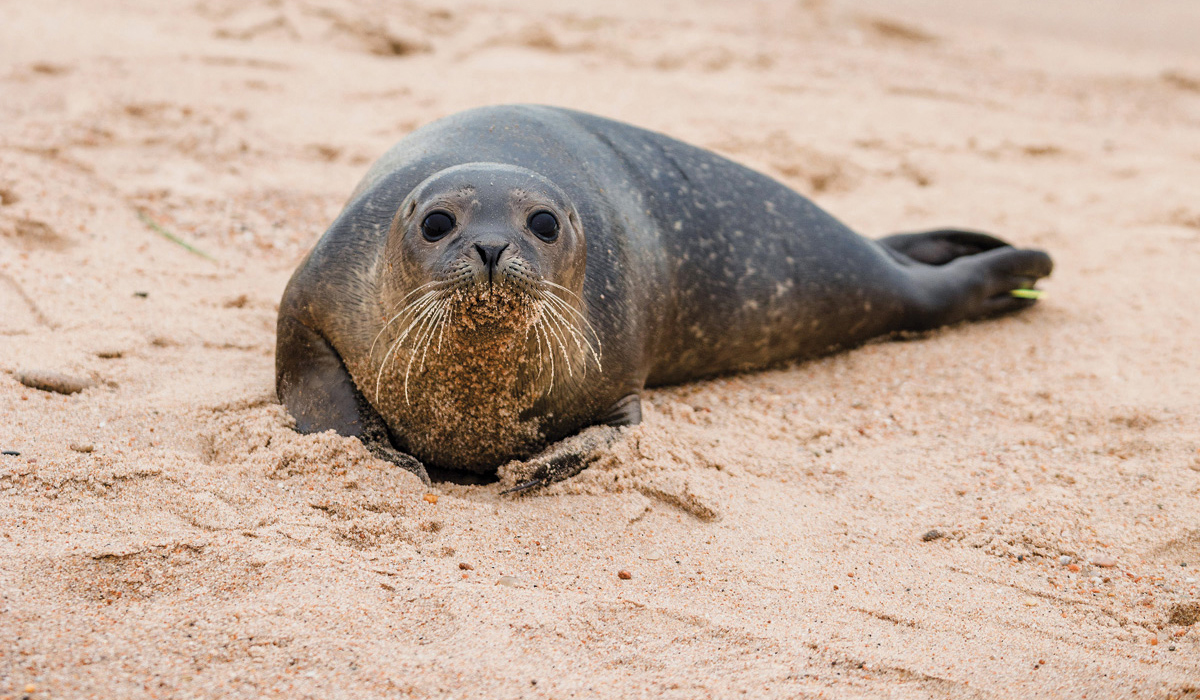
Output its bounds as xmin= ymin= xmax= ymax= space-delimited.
xmin=474 ymin=243 xmax=509 ymax=270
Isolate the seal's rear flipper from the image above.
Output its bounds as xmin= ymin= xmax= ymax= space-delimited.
xmin=878 ymin=229 xmax=1011 ymax=266
xmin=276 ymin=315 xmax=431 ymax=484
xmin=909 ymin=245 xmax=1054 ymax=329
xmin=964 ymin=246 xmax=1054 ymax=318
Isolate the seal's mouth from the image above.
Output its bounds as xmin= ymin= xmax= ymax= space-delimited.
xmin=440 ymin=254 xmax=544 ymax=317
xmin=449 ymin=285 xmax=535 ymax=331
xmin=439 ymin=257 xmax=530 ymax=319
xmin=372 ymin=260 xmax=601 ymax=406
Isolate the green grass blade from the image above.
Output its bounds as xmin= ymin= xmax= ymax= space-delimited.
xmin=136 ymin=210 xmax=216 ymax=262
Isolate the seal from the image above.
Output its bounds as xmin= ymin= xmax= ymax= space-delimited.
xmin=276 ymin=105 xmax=1052 ymax=489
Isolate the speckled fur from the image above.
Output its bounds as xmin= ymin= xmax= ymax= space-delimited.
xmin=276 ymin=105 xmax=1052 ymax=477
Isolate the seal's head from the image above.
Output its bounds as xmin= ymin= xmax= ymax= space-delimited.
xmin=385 ymin=162 xmax=585 ymax=317
xmin=371 ymin=163 xmax=599 ymax=407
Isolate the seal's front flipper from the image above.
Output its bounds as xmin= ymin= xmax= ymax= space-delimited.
xmin=878 ymin=229 xmax=1010 ymax=266
xmin=276 ymin=315 xmax=431 ymax=485
xmin=503 ymin=394 xmax=641 ymax=494
xmin=365 ymin=439 xmax=431 ymax=486
xmin=597 ymin=393 xmax=642 ymax=427
xmin=501 ymin=425 xmax=623 ymax=494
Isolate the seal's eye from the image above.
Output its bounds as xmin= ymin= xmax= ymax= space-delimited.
xmin=528 ymin=210 xmax=559 ymax=242
xmin=421 ymin=211 xmax=455 ymax=241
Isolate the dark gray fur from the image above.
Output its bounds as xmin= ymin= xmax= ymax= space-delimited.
xmin=276 ymin=105 xmax=1052 ymax=488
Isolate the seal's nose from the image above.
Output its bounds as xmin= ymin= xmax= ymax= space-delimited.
xmin=474 ymin=243 xmax=508 ymax=285
xmin=474 ymin=243 xmax=508 ymax=270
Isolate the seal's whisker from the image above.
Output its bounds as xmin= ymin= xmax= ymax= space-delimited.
xmin=540 ymin=281 xmax=602 ymax=350
xmin=388 ymin=279 xmax=447 ymax=312
xmin=392 ymin=294 xmax=443 ymax=347
xmin=534 ymin=316 xmax=556 ymax=391
xmin=375 ymin=293 xmax=445 ymax=403
xmin=541 ymin=298 xmax=590 ymax=356
xmin=540 ymin=308 xmax=574 ymax=379
xmin=435 ymin=304 xmax=453 ymax=353
xmin=521 ymin=316 xmax=534 ymax=351
xmin=369 ymin=289 xmax=441 ymax=360
xmin=544 ymin=292 xmax=600 ymax=352
xmin=408 ymin=297 xmax=448 ymax=369
xmin=540 ymin=280 xmax=585 ymax=305
xmin=403 ymin=299 xmax=449 ymax=405
xmin=371 ymin=290 xmax=436 ymax=359
xmin=381 ymin=288 xmax=444 ymax=346
xmin=374 ymin=297 xmax=435 ymax=403
xmin=407 ymin=309 xmax=442 ymax=399
xmin=540 ymin=291 xmax=602 ymax=369
xmin=416 ymin=301 xmax=448 ymax=373
xmin=540 ymin=300 xmax=590 ymax=377
xmin=540 ymin=286 xmax=603 ymax=364
xmin=526 ymin=314 xmax=549 ymax=386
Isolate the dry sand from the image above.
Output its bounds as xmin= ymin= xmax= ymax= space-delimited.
xmin=3 ymin=0 xmax=1200 ymax=697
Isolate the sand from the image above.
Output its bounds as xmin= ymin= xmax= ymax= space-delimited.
xmin=2 ymin=0 xmax=1199 ymax=697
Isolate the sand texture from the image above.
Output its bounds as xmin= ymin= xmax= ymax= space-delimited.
xmin=2 ymin=0 xmax=1200 ymax=697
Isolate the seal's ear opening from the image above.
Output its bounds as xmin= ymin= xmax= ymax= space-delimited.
xmin=568 ymin=210 xmax=580 ymax=231
xmin=404 ymin=199 xmax=417 ymax=218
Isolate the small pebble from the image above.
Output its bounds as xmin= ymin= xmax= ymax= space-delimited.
xmin=15 ymin=369 xmax=93 ymax=395
xmin=1024 ymin=598 xmax=1038 ymax=606
xmin=1090 ymin=554 xmax=1118 ymax=568
xmin=95 ymin=348 xmax=124 ymax=359
xmin=921 ymin=529 xmax=944 ymax=542
xmin=643 ymin=550 xmax=663 ymax=561
xmin=496 ymin=575 xmax=520 ymax=587
xmin=423 ymin=494 xmax=438 ymax=504
xmin=458 ymin=562 xmax=473 ymax=571
xmin=618 ymin=570 xmax=632 ymax=580
xmin=1067 ymin=564 xmax=1080 ymax=573
xmin=1058 ymin=555 xmax=1072 ymax=566
xmin=133 ymin=291 xmax=149 ymax=298
xmin=70 ymin=443 xmax=94 ymax=453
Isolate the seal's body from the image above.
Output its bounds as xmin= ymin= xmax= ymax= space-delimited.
xmin=277 ymin=105 xmax=1052 ymax=487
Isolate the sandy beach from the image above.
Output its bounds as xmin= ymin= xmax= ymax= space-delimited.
xmin=2 ymin=0 xmax=1199 ymax=697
